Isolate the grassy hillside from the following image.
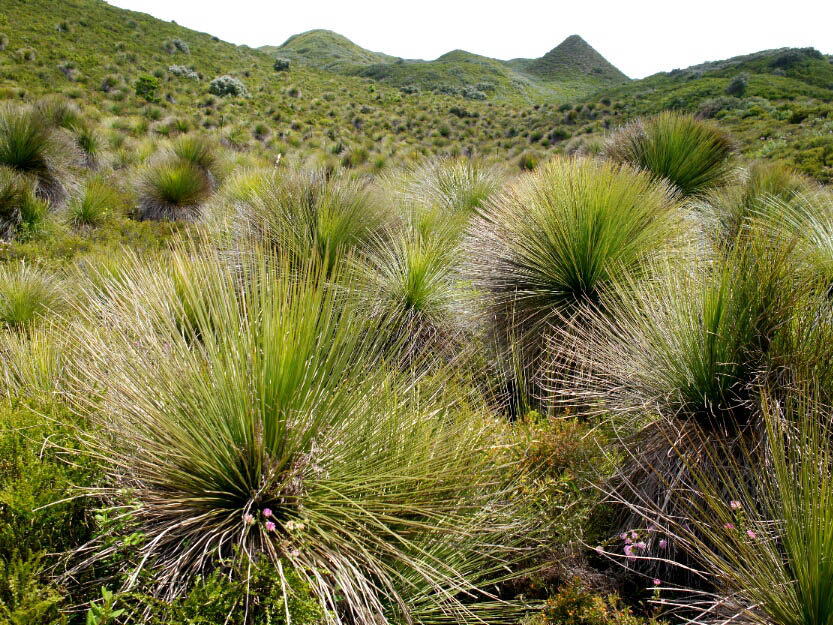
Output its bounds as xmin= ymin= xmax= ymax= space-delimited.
xmin=261 ymin=30 xmax=629 ymax=103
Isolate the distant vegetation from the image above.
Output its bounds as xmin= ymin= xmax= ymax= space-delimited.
xmin=2 ymin=1 xmax=833 ymax=625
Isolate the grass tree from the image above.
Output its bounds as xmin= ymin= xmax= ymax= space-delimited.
xmin=66 ymin=242 xmax=545 ymax=624
xmin=136 ymin=157 xmax=213 ymax=220
xmin=0 ymin=103 xmax=77 ymax=205
xmin=632 ymin=393 xmax=833 ymax=625
xmin=0 ymin=261 xmax=64 ymax=329
xmin=467 ymin=155 xmax=681 ymax=409
xmin=236 ymin=168 xmax=388 ymax=275
xmin=604 ymin=111 xmax=735 ymax=197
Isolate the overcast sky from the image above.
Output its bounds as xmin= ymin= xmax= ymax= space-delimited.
xmin=106 ymin=0 xmax=832 ymax=79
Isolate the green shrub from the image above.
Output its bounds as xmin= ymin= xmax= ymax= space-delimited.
xmin=0 ymin=103 xmax=76 ymax=205
xmin=67 ymin=244 xmax=544 ymax=623
xmin=530 ymin=577 xmax=664 ymax=625
xmin=136 ymin=158 xmax=213 ymax=220
xmin=0 ymin=552 xmax=65 ymax=625
xmin=134 ymin=74 xmax=160 ymax=102
xmin=725 ymin=72 xmax=749 ymax=97
xmin=604 ymin=111 xmax=735 ymax=197
xmin=518 ymin=151 xmax=538 ymax=171
xmin=273 ymin=58 xmax=290 ymax=72
xmin=208 ymin=75 xmax=248 ymax=97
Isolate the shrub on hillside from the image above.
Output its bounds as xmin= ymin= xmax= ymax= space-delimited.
xmin=134 ymin=74 xmax=160 ymax=102
xmin=725 ymin=72 xmax=749 ymax=97
xmin=273 ymin=58 xmax=290 ymax=71
xmin=208 ymin=75 xmax=248 ymax=97
xmin=168 ymin=65 xmax=199 ymax=80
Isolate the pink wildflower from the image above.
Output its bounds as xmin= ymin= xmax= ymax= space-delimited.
xmin=747 ymin=529 xmax=757 ymax=539
xmin=636 ymin=541 xmax=647 ymax=550
xmin=725 ymin=522 xmax=735 ymax=530
xmin=243 ymin=513 xmax=254 ymax=525
xmin=265 ymin=521 xmax=276 ymax=532
xmin=730 ymin=500 xmax=741 ymax=510
xmin=595 ymin=546 xmax=604 ymax=555
xmin=631 ymin=530 xmax=639 ymax=540
xmin=262 ymin=508 xmax=273 ymax=518
xmin=653 ymin=578 xmax=661 ymax=586
xmin=659 ymin=538 xmax=668 ymax=549
xmin=624 ymin=544 xmax=636 ymax=561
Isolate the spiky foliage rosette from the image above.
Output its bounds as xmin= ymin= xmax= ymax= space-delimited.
xmin=355 ymin=205 xmax=471 ymax=364
xmin=68 ymin=176 xmax=123 ymax=228
xmin=623 ymin=393 xmax=833 ymax=625
xmin=0 ymin=166 xmax=25 ymax=239
xmin=0 ymin=103 xmax=77 ymax=205
xmin=387 ymin=157 xmax=505 ymax=215
xmin=67 ymin=243 xmax=544 ymax=624
xmin=604 ymin=112 xmax=735 ymax=197
xmin=553 ymin=229 xmax=833 ymax=579
xmin=136 ymin=157 xmax=213 ymax=220
xmin=698 ymin=161 xmax=815 ymax=247
xmin=467 ymin=156 xmax=681 ymax=403
xmin=236 ymin=168 xmax=388 ymax=275
xmin=0 ymin=261 xmax=64 ymax=329
xmin=169 ymin=134 xmax=224 ymax=188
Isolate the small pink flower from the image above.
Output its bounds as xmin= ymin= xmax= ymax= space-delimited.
xmin=730 ymin=500 xmax=741 ymax=510
xmin=636 ymin=541 xmax=647 ymax=550
xmin=620 ymin=532 xmax=628 ymax=540
xmin=624 ymin=544 xmax=636 ymax=561
xmin=653 ymin=578 xmax=661 ymax=586
xmin=243 ymin=513 xmax=254 ymax=525
xmin=595 ymin=546 xmax=604 ymax=555
xmin=659 ymin=538 xmax=668 ymax=549
xmin=262 ymin=508 xmax=273 ymax=518
xmin=648 ymin=525 xmax=657 ymax=533
xmin=747 ymin=530 xmax=757 ymax=539
xmin=631 ymin=530 xmax=639 ymax=540
xmin=725 ymin=522 xmax=735 ymax=530
xmin=265 ymin=521 xmax=276 ymax=532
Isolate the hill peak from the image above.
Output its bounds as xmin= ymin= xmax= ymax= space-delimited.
xmin=529 ymin=35 xmax=629 ymax=82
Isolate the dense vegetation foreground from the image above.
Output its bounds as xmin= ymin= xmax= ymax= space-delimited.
xmin=3 ymin=2 xmax=833 ymax=625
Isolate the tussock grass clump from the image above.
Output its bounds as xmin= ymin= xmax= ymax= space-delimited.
xmin=0 ymin=103 xmax=77 ymax=205
xmin=604 ymin=111 xmax=735 ymax=197
xmin=0 ymin=166 xmax=25 ymax=239
xmin=237 ymin=168 xmax=388 ymax=274
xmin=356 ymin=206 xmax=469 ymax=361
xmin=631 ymin=394 xmax=833 ymax=625
xmin=391 ymin=157 xmax=505 ymax=215
xmin=170 ymin=134 xmax=223 ymax=187
xmin=71 ymin=121 xmax=104 ymax=169
xmin=68 ymin=177 xmax=123 ymax=227
xmin=0 ymin=262 xmax=63 ymax=328
xmin=136 ymin=158 xmax=213 ymax=221
xmin=67 ymin=244 xmax=543 ymax=623
xmin=699 ymin=161 xmax=815 ymax=246
xmin=468 ymin=156 xmax=681 ymax=393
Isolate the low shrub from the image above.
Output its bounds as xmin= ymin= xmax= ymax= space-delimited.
xmin=208 ymin=75 xmax=248 ymax=97
xmin=68 ymin=176 xmax=123 ymax=227
xmin=273 ymin=58 xmax=290 ymax=72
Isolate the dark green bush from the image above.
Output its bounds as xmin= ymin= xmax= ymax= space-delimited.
xmin=134 ymin=74 xmax=160 ymax=102
xmin=725 ymin=72 xmax=749 ymax=97
xmin=273 ymin=58 xmax=290 ymax=72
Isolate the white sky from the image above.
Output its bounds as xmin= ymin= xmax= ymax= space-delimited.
xmin=106 ymin=0 xmax=832 ymax=79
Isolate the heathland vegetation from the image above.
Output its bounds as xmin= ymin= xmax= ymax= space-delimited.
xmin=2 ymin=1 xmax=833 ymax=624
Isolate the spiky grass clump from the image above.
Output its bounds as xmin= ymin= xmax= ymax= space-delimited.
xmin=468 ymin=156 xmax=681 ymax=392
xmin=170 ymin=134 xmax=224 ymax=187
xmin=0 ymin=325 xmax=66 ymax=397
xmin=632 ymin=394 xmax=833 ymax=625
xmin=238 ymin=168 xmax=387 ymax=274
xmin=0 ymin=103 xmax=77 ymax=205
xmin=356 ymin=206 xmax=469 ymax=361
xmin=391 ymin=157 xmax=505 ymax=215
xmin=604 ymin=112 xmax=735 ymax=197
xmin=71 ymin=122 xmax=104 ymax=169
xmin=699 ymin=161 xmax=815 ymax=247
xmin=68 ymin=243 xmax=543 ymax=623
xmin=555 ymin=231 xmax=833 ymax=577
xmin=136 ymin=158 xmax=213 ymax=221
xmin=0 ymin=262 xmax=63 ymax=328
xmin=68 ymin=177 xmax=123 ymax=227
